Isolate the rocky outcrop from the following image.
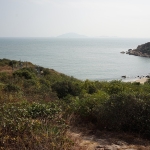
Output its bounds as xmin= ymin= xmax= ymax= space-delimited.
xmin=120 ymin=51 xmax=125 ymax=54
xmin=126 ymin=42 xmax=150 ymax=57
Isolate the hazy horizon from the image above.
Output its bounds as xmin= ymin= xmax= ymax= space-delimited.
xmin=1 ymin=0 xmax=150 ymax=38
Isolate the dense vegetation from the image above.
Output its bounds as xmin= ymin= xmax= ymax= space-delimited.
xmin=136 ymin=42 xmax=150 ymax=55
xmin=1 ymin=58 xmax=150 ymax=149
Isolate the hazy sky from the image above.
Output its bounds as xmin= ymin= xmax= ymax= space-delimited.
xmin=1 ymin=0 xmax=150 ymax=38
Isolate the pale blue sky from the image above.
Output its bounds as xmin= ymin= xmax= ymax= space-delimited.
xmin=0 ymin=0 xmax=150 ymax=37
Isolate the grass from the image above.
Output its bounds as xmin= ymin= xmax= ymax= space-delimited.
xmin=0 ymin=101 xmax=73 ymax=149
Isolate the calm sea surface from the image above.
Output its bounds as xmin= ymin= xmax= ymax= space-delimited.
xmin=0 ymin=38 xmax=150 ymax=81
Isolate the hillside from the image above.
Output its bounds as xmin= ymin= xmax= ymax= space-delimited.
xmin=126 ymin=42 xmax=150 ymax=57
xmin=1 ymin=58 xmax=150 ymax=149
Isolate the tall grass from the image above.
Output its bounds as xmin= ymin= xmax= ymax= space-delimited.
xmin=0 ymin=101 xmax=73 ymax=150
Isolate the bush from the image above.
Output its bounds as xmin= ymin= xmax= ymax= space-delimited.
xmin=71 ymin=91 xmax=109 ymax=123
xmin=98 ymin=92 xmax=150 ymax=137
xmin=106 ymin=80 xmax=124 ymax=94
xmin=23 ymin=79 xmax=38 ymax=88
xmin=52 ymin=80 xmax=81 ymax=98
xmin=0 ymin=72 xmax=11 ymax=83
xmin=3 ymin=83 xmax=20 ymax=92
xmin=43 ymin=68 xmax=51 ymax=76
xmin=82 ymin=80 xmax=97 ymax=94
xmin=9 ymin=60 xmax=18 ymax=67
xmin=0 ymin=58 xmax=11 ymax=66
xmin=0 ymin=101 xmax=72 ymax=150
xmin=27 ymin=102 xmax=61 ymax=119
xmin=13 ymin=69 xmax=36 ymax=80
xmin=145 ymin=78 xmax=150 ymax=84
xmin=39 ymin=78 xmax=51 ymax=88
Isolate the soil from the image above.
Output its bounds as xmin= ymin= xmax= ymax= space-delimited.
xmin=0 ymin=66 xmax=12 ymax=73
xmin=68 ymin=128 xmax=150 ymax=150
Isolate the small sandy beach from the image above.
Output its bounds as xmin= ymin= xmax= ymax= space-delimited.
xmin=123 ymin=77 xmax=149 ymax=84
xmin=134 ymin=77 xmax=148 ymax=84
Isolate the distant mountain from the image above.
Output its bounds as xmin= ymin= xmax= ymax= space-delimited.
xmin=57 ymin=33 xmax=88 ymax=38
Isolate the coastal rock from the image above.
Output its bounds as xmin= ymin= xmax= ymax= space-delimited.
xmin=126 ymin=42 xmax=150 ymax=57
xmin=120 ymin=51 xmax=125 ymax=54
xmin=146 ymin=75 xmax=150 ymax=78
xmin=121 ymin=75 xmax=126 ymax=78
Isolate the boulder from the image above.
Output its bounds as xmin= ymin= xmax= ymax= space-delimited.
xmin=121 ymin=76 xmax=126 ymax=78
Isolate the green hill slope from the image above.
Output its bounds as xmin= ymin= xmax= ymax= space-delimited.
xmin=1 ymin=58 xmax=150 ymax=149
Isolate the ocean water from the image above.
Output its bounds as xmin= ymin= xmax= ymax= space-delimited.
xmin=0 ymin=37 xmax=150 ymax=81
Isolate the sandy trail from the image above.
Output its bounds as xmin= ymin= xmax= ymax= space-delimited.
xmin=68 ymin=129 xmax=150 ymax=150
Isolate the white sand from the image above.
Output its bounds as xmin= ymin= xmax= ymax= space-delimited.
xmin=135 ymin=77 xmax=148 ymax=84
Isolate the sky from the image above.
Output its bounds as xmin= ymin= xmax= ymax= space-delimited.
xmin=0 ymin=0 xmax=150 ymax=38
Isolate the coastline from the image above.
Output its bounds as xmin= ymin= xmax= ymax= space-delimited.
xmin=126 ymin=42 xmax=150 ymax=58
xmin=134 ymin=77 xmax=148 ymax=84
xmin=123 ymin=77 xmax=148 ymax=84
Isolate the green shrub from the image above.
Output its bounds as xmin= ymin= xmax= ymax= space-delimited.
xmin=106 ymin=80 xmax=124 ymax=94
xmin=13 ymin=69 xmax=36 ymax=80
xmin=23 ymin=79 xmax=38 ymax=88
xmin=27 ymin=102 xmax=61 ymax=119
xmin=145 ymin=78 xmax=150 ymax=84
xmin=3 ymin=83 xmax=20 ymax=92
xmin=9 ymin=60 xmax=18 ymax=67
xmin=52 ymin=80 xmax=81 ymax=98
xmin=71 ymin=91 xmax=109 ymax=123
xmin=39 ymin=78 xmax=51 ymax=87
xmin=43 ymin=68 xmax=51 ymax=76
xmin=82 ymin=80 xmax=97 ymax=94
xmin=0 ymin=58 xmax=11 ymax=66
xmin=0 ymin=72 xmax=11 ymax=83
xmin=0 ymin=101 xmax=72 ymax=150
xmin=98 ymin=92 xmax=150 ymax=137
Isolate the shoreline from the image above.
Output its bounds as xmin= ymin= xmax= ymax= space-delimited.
xmin=134 ymin=77 xmax=148 ymax=84
xmin=123 ymin=77 xmax=148 ymax=84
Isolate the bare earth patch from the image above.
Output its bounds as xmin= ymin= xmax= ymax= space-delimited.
xmin=0 ymin=66 xmax=12 ymax=73
xmin=67 ymin=128 xmax=150 ymax=150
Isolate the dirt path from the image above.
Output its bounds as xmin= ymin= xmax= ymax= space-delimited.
xmin=68 ymin=129 xmax=150 ymax=150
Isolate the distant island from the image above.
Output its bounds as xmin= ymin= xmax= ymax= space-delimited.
xmin=126 ymin=42 xmax=150 ymax=57
xmin=57 ymin=32 xmax=88 ymax=38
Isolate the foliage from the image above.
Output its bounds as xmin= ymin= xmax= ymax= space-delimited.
xmin=72 ymin=91 xmax=109 ymax=123
xmin=52 ymin=80 xmax=81 ymax=98
xmin=145 ymin=78 xmax=150 ymax=84
xmin=43 ymin=68 xmax=51 ymax=76
xmin=3 ymin=83 xmax=20 ymax=93
xmin=8 ymin=60 xmax=18 ymax=67
xmin=0 ymin=72 xmax=11 ymax=83
xmin=137 ymin=42 xmax=150 ymax=55
xmin=82 ymin=80 xmax=97 ymax=94
xmin=1 ymin=58 xmax=150 ymax=149
xmin=98 ymin=92 xmax=150 ymax=136
xmin=13 ymin=68 xmax=36 ymax=80
xmin=0 ymin=58 xmax=11 ymax=66
xmin=0 ymin=101 xmax=72 ymax=150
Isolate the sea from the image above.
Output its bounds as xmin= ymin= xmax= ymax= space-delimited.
xmin=0 ymin=37 xmax=150 ymax=81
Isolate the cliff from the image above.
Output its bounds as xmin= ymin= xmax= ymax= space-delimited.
xmin=126 ymin=42 xmax=150 ymax=57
